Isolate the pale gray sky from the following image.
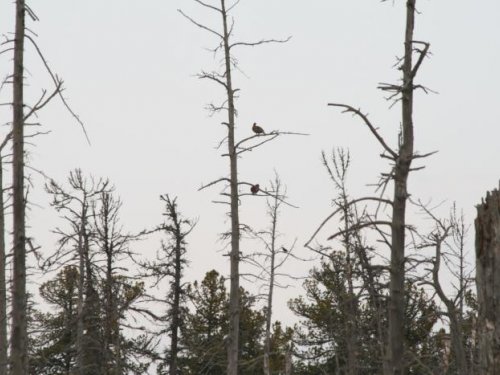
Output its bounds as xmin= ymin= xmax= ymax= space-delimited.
xmin=0 ymin=0 xmax=499 ymax=327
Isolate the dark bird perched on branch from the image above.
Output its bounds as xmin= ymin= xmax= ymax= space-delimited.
xmin=281 ymin=247 xmax=288 ymax=253
xmin=250 ymin=184 xmax=260 ymax=195
xmin=252 ymin=122 xmax=265 ymax=135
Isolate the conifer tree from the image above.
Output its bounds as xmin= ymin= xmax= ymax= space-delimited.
xmin=180 ymin=270 xmax=266 ymax=375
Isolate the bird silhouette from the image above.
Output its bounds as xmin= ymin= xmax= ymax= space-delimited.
xmin=250 ymin=184 xmax=260 ymax=195
xmin=281 ymin=247 xmax=288 ymax=253
xmin=252 ymin=122 xmax=265 ymax=135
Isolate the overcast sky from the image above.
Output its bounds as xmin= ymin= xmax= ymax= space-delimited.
xmin=0 ymin=0 xmax=499 ymax=325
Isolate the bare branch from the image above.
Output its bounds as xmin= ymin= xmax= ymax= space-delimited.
xmin=327 ymin=220 xmax=392 ymax=241
xmin=177 ymin=9 xmax=223 ymax=39
xmin=198 ymin=177 xmax=231 ymax=191
xmin=411 ymin=150 xmax=438 ymax=160
xmin=198 ymin=71 xmax=228 ymax=89
xmin=410 ymin=40 xmax=430 ymax=79
xmin=305 ymin=197 xmax=393 ymax=247
xmin=193 ymin=0 xmax=222 ymax=13
xmin=230 ymin=36 xmax=292 ymax=50
xmin=23 ymin=82 xmax=62 ymax=121
xmin=24 ymin=34 xmax=91 ymax=144
xmin=226 ymin=0 xmax=242 ymax=13
xmin=232 ymin=130 xmax=309 ymax=156
xmin=328 ymin=103 xmax=397 ymax=158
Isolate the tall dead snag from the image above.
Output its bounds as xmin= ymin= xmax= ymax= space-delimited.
xmin=250 ymin=176 xmax=297 ymax=375
xmin=221 ymin=2 xmax=239 ymax=372
xmin=475 ymin=189 xmax=500 ymax=374
xmin=0 ymin=134 xmax=10 ymax=375
xmin=326 ymin=1 xmax=431 ymax=374
xmin=263 ymin=181 xmax=281 ymax=375
xmin=11 ymin=0 xmax=27 ymax=373
xmin=180 ymin=1 xmax=291 ymax=374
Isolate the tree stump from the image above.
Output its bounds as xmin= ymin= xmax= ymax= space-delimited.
xmin=476 ymin=189 xmax=500 ymax=374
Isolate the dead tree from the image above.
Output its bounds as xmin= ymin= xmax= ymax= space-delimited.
xmin=323 ymin=1 xmax=431 ymax=373
xmin=263 ymin=179 xmax=282 ymax=375
xmin=10 ymin=1 xmax=28 ymax=373
xmin=158 ymin=195 xmax=192 ymax=375
xmin=93 ymin=191 xmax=131 ymax=375
xmin=414 ymin=203 xmax=469 ymax=375
xmin=135 ymin=195 xmax=195 ymax=375
xmin=244 ymin=175 xmax=298 ymax=375
xmin=324 ymin=150 xmax=360 ymax=375
xmin=0 ymin=134 xmax=10 ymax=375
xmin=306 ymin=149 xmax=386 ymax=373
xmin=5 ymin=1 xmax=86 ymax=372
xmin=46 ymin=170 xmax=110 ymax=375
xmin=475 ymin=189 xmax=500 ymax=374
xmin=180 ymin=1 xmax=292 ymax=373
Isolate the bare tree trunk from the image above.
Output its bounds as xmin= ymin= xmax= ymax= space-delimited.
xmin=10 ymin=0 xmax=27 ymax=373
xmin=169 ymin=203 xmax=183 ymax=375
xmin=219 ymin=1 xmax=241 ymax=374
xmin=341 ymin=191 xmax=358 ymax=375
xmin=76 ymin=204 xmax=87 ymax=375
xmin=82 ymin=227 xmax=103 ymax=375
xmin=263 ymin=189 xmax=279 ymax=375
xmin=344 ymin=234 xmax=358 ymax=375
xmin=169 ymin=249 xmax=180 ymax=375
xmin=475 ymin=189 xmax=500 ymax=375
xmin=0 ymin=156 xmax=7 ymax=375
xmin=104 ymin=245 xmax=113 ymax=375
xmin=100 ymin=197 xmax=114 ymax=375
xmin=387 ymin=1 xmax=416 ymax=374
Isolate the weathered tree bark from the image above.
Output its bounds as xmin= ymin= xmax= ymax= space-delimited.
xmin=219 ymin=1 xmax=241 ymax=374
xmin=0 ymin=154 xmax=7 ymax=375
xmin=387 ymin=1 xmax=416 ymax=374
xmin=10 ymin=0 xmax=27 ymax=373
xmin=475 ymin=189 xmax=500 ymax=375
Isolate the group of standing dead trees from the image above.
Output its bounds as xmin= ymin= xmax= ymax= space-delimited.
xmin=301 ymin=1 xmax=500 ymax=374
xmin=2 ymin=0 xmax=500 ymax=374
xmin=304 ymin=0 xmax=489 ymax=374
xmin=303 ymin=0 xmax=432 ymax=373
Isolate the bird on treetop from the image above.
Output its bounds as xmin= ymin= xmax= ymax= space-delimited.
xmin=250 ymin=184 xmax=260 ymax=195
xmin=252 ymin=122 xmax=265 ymax=135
